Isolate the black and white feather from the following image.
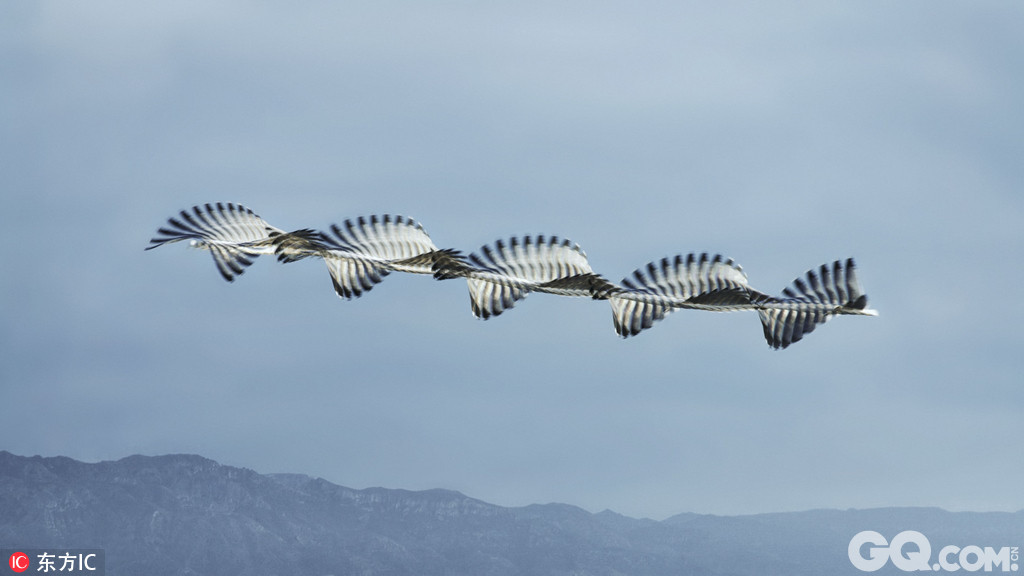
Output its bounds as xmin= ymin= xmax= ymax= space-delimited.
xmin=753 ymin=258 xmax=877 ymax=349
xmin=453 ymin=235 xmax=615 ymax=319
xmin=271 ymin=214 xmax=460 ymax=300
xmin=148 ymin=203 xmax=877 ymax=349
xmin=146 ymin=202 xmax=282 ymax=282
xmin=599 ymin=253 xmax=751 ymax=337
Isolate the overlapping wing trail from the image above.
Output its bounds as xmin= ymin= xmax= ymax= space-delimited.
xmin=597 ymin=253 xmax=751 ymax=337
xmin=271 ymin=214 xmax=460 ymax=299
xmin=444 ymin=235 xmax=616 ymax=319
xmin=148 ymin=203 xmax=876 ymax=348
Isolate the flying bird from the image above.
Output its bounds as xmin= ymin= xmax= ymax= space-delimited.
xmin=148 ymin=202 xmax=877 ymax=349
xmin=270 ymin=214 xmax=462 ymax=299
xmin=433 ymin=235 xmax=617 ymax=319
xmin=598 ymin=253 xmax=877 ymax=349
xmin=750 ymin=258 xmax=877 ymax=349
xmin=145 ymin=202 xmax=282 ymax=282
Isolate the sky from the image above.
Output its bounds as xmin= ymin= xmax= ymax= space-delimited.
xmin=2 ymin=1 xmax=1023 ymax=520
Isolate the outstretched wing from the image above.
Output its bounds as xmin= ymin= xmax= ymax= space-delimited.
xmin=463 ymin=235 xmax=608 ymax=319
xmin=606 ymin=253 xmax=750 ymax=337
xmin=323 ymin=215 xmax=440 ymax=267
xmin=281 ymin=214 xmax=448 ymax=300
xmin=757 ymin=258 xmax=876 ymax=349
xmin=146 ymin=202 xmax=282 ymax=282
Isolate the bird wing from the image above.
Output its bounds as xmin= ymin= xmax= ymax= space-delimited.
xmin=463 ymin=235 xmax=605 ymax=318
xmin=757 ymin=258 xmax=876 ymax=349
xmin=146 ymin=202 xmax=282 ymax=282
xmin=606 ymin=253 xmax=751 ymax=337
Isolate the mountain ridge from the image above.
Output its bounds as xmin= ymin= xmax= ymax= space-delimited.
xmin=2 ymin=450 xmax=1020 ymax=576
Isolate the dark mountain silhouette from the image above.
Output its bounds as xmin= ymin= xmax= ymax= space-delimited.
xmin=1 ymin=451 xmax=1020 ymax=575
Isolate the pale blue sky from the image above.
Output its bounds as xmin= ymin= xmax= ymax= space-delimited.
xmin=2 ymin=1 xmax=1022 ymax=519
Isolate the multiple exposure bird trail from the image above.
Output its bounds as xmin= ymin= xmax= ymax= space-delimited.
xmin=147 ymin=202 xmax=878 ymax=349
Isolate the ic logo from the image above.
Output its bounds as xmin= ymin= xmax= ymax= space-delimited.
xmin=8 ymin=552 xmax=30 ymax=573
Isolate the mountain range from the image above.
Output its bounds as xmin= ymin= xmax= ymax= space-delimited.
xmin=1 ymin=451 xmax=1020 ymax=575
